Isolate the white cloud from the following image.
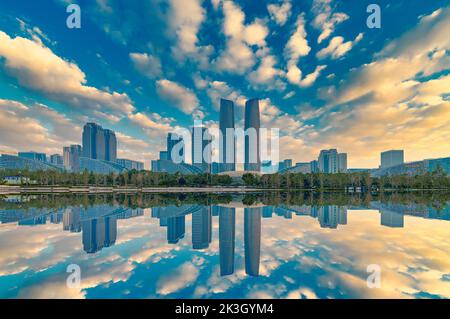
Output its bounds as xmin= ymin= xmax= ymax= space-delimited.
xmin=129 ymin=52 xmax=162 ymax=78
xmin=0 ymin=31 xmax=135 ymax=121
xmin=317 ymin=33 xmax=363 ymax=60
xmin=284 ymin=14 xmax=310 ymax=65
xmin=311 ymin=0 xmax=349 ymax=44
xmin=156 ymin=79 xmax=202 ymax=119
xmin=168 ymin=0 xmax=213 ymax=67
xmin=267 ymin=1 xmax=292 ymax=26
xmin=248 ymin=55 xmax=284 ymax=86
xmin=215 ymin=1 xmax=269 ymax=74
xmin=0 ymin=99 xmax=81 ymax=156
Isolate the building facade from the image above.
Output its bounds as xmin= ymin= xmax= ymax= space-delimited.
xmin=244 ymin=98 xmax=261 ymax=172
xmin=192 ymin=126 xmax=212 ymax=173
xmin=381 ymin=150 xmax=404 ymax=169
xmin=63 ymin=144 xmax=82 ymax=171
xmin=219 ymin=99 xmax=235 ymax=172
xmin=18 ymin=152 xmax=46 ymax=162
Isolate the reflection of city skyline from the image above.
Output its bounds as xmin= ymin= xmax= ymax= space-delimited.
xmin=2 ymin=194 xmax=450 ymax=276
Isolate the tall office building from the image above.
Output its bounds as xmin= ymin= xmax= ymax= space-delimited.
xmin=381 ymin=150 xmax=404 ymax=169
xmin=104 ymin=129 xmax=117 ymax=162
xmin=18 ymin=152 xmax=46 ymax=162
xmin=82 ymin=122 xmax=117 ymax=162
xmin=219 ymin=207 xmax=235 ymax=276
xmin=192 ymin=126 xmax=212 ymax=173
xmin=63 ymin=144 xmax=82 ymax=171
xmin=244 ymin=207 xmax=261 ymax=276
xmin=318 ymin=149 xmax=347 ymax=173
xmin=192 ymin=207 xmax=212 ymax=250
xmin=219 ymin=99 xmax=235 ymax=172
xmin=244 ymin=98 xmax=261 ymax=172
xmin=167 ymin=132 xmax=185 ymax=163
xmin=318 ymin=149 xmax=339 ymax=173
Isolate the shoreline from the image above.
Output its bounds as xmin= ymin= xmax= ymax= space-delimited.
xmin=1 ymin=185 xmax=449 ymax=195
xmin=0 ymin=186 xmax=266 ymax=195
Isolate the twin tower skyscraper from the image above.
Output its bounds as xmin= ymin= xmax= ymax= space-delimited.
xmin=219 ymin=98 xmax=261 ymax=172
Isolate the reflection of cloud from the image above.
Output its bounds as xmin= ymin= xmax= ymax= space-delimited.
xmin=156 ymin=262 xmax=200 ymax=295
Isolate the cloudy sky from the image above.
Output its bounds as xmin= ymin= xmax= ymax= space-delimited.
xmin=0 ymin=0 xmax=449 ymax=169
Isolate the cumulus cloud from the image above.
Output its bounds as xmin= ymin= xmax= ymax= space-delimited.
xmin=168 ymin=0 xmax=213 ymax=67
xmin=129 ymin=52 xmax=162 ymax=78
xmin=311 ymin=0 xmax=349 ymax=44
xmin=156 ymin=79 xmax=203 ymax=119
xmin=317 ymin=33 xmax=363 ymax=60
xmin=0 ymin=99 xmax=81 ymax=156
xmin=0 ymin=31 xmax=135 ymax=121
xmin=215 ymin=1 xmax=269 ymax=74
xmin=267 ymin=1 xmax=292 ymax=26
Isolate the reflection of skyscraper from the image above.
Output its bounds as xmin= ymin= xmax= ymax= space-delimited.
xmin=244 ymin=207 xmax=261 ymax=276
xmin=244 ymin=98 xmax=261 ymax=172
xmin=219 ymin=207 xmax=235 ymax=276
xmin=192 ymin=207 xmax=212 ymax=249
xmin=219 ymin=99 xmax=235 ymax=172
xmin=82 ymin=216 xmax=117 ymax=253
xmin=167 ymin=216 xmax=185 ymax=244
xmin=380 ymin=210 xmax=404 ymax=228
xmin=63 ymin=207 xmax=81 ymax=232
xmin=318 ymin=206 xmax=347 ymax=229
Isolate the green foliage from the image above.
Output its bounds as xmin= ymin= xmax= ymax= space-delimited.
xmin=0 ymin=168 xmax=449 ymax=190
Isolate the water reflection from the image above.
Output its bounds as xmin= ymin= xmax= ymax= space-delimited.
xmin=1 ymin=192 xmax=450 ymax=298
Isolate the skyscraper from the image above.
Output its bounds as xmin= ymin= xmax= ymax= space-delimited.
xmin=318 ymin=149 xmax=339 ymax=173
xmin=244 ymin=98 xmax=261 ymax=172
xmin=82 ymin=122 xmax=100 ymax=159
xmin=167 ymin=132 xmax=185 ymax=163
xmin=192 ymin=126 xmax=212 ymax=173
xmin=219 ymin=99 xmax=235 ymax=172
xmin=381 ymin=150 xmax=404 ymax=169
xmin=318 ymin=149 xmax=347 ymax=173
xmin=104 ymin=129 xmax=117 ymax=162
xmin=82 ymin=122 xmax=117 ymax=162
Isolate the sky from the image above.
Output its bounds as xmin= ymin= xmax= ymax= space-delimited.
xmin=0 ymin=0 xmax=449 ymax=169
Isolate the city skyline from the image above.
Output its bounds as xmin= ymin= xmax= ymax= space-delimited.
xmin=0 ymin=1 xmax=449 ymax=169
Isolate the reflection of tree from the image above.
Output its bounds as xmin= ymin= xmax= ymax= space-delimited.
xmin=1 ymin=191 xmax=449 ymax=214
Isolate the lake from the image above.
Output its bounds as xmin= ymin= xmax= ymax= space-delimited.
xmin=0 ymin=191 xmax=449 ymax=299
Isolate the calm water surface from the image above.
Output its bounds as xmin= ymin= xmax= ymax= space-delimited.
xmin=1 ymin=192 xmax=450 ymax=299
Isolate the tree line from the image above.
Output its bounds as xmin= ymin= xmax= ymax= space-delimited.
xmin=1 ymin=167 xmax=449 ymax=190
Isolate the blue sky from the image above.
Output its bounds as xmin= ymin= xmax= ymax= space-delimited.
xmin=0 ymin=0 xmax=449 ymax=168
